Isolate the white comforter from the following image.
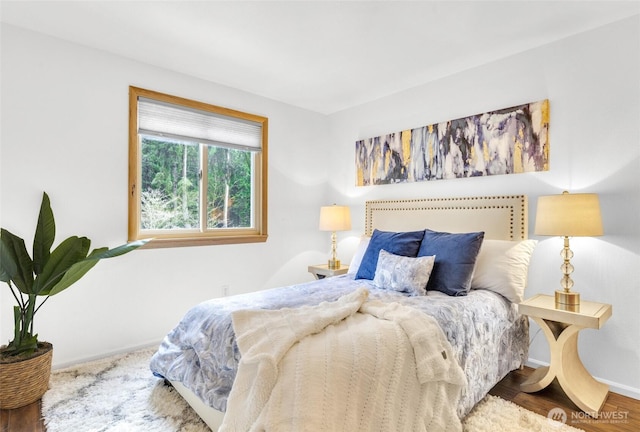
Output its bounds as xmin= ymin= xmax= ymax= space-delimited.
xmin=219 ymin=288 xmax=467 ymax=432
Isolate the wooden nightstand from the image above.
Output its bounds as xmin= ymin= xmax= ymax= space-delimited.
xmin=518 ymin=294 xmax=612 ymax=418
xmin=308 ymin=264 xmax=349 ymax=279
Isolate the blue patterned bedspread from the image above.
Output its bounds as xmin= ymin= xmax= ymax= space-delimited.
xmin=150 ymin=274 xmax=528 ymax=418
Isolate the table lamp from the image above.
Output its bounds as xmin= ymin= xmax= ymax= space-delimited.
xmin=534 ymin=191 xmax=603 ymax=311
xmin=319 ymin=204 xmax=351 ymax=269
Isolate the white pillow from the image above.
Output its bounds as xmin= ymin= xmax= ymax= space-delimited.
xmin=471 ymin=239 xmax=538 ymax=303
xmin=347 ymin=235 xmax=370 ymax=274
xmin=372 ymin=249 xmax=436 ymax=296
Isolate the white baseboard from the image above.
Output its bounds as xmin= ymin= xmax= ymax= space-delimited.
xmin=526 ymin=358 xmax=640 ymax=401
xmin=52 ymin=340 xmax=161 ymax=370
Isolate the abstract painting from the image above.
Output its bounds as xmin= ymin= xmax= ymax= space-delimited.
xmin=355 ymin=100 xmax=549 ymax=186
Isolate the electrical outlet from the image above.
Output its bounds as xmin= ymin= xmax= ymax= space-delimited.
xmin=221 ymin=284 xmax=229 ymax=297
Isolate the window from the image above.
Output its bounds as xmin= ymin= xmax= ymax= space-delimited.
xmin=128 ymin=87 xmax=268 ymax=248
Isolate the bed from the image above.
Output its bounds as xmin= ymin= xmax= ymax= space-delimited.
xmin=150 ymin=195 xmax=536 ymax=431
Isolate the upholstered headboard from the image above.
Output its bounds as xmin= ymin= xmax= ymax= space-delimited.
xmin=365 ymin=195 xmax=528 ymax=240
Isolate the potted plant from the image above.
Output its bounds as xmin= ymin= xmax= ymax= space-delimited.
xmin=0 ymin=192 xmax=148 ymax=409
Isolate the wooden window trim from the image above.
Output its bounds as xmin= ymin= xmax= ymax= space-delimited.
xmin=128 ymin=86 xmax=268 ymax=248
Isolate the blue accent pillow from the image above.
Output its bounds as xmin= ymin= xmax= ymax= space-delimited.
xmin=418 ymin=229 xmax=485 ymax=296
xmin=355 ymin=229 xmax=425 ymax=280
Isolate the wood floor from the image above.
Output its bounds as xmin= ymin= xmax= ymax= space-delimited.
xmin=488 ymin=367 xmax=639 ymax=432
xmin=2 ymin=366 xmax=639 ymax=432
xmin=0 ymin=399 xmax=43 ymax=432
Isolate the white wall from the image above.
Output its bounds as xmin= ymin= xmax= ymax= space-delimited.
xmin=0 ymin=24 xmax=333 ymax=366
xmin=329 ymin=16 xmax=640 ymax=398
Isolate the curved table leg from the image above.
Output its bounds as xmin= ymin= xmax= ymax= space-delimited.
xmin=520 ymin=317 xmax=609 ymax=418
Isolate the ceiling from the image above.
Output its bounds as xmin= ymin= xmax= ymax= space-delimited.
xmin=1 ymin=1 xmax=639 ymax=114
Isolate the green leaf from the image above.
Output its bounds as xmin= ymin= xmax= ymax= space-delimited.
xmin=87 ymin=239 xmax=149 ymax=260
xmin=33 ymin=192 xmax=55 ymax=275
xmin=0 ymin=228 xmax=34 ymax=293
xmin=0 ymin=236 xmax=16 ymax=283
xmin=33 ymin=236 xmax=91 ymax=295
xmin=46 ymin=248 xmax=105 ymax=296
xmin=46 ymin=239 xmax=149 ymax=296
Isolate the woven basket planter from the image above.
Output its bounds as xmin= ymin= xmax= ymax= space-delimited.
xmin=0 ymin=342 xmax=53 ymax=410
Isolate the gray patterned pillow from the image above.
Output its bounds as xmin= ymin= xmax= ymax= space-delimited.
xmin=372 ymin=249 xmax=436 ymax=296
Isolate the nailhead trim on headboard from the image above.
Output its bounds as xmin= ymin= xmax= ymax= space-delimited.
xmin=365 ymin=195 xmax=528 ymax=240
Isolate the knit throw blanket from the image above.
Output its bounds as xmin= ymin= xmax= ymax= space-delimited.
xmin=220 ymin=288 xmax=467 ymax=432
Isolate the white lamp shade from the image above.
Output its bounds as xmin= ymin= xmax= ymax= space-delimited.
xmin=319 ymin=205 xmax=351 ymax=231
xmin=535 ymin=192 xmax=603 ymax=237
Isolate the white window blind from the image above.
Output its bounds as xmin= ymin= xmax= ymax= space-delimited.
xmin=137 ymin=97 xmax=262 ymax=152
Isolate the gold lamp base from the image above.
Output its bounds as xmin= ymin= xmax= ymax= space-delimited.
xmin=555 ymin=290 xmax=580 ymax=312
xmin=328 ymin=259 xmax=341 ymax=270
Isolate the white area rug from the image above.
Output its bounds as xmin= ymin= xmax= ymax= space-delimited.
xmin=42 ymin=348 xmax=583 ymax=432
